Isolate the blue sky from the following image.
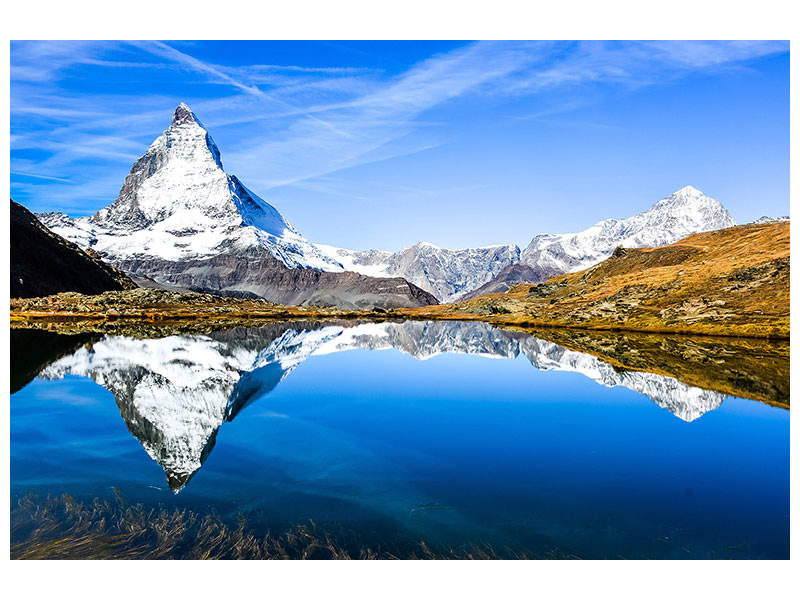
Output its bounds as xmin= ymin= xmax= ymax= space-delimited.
xmin=10 ymin=40 xmax=789 ymax=250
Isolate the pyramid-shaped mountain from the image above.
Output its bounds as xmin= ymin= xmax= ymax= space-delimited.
xmin=40 ymin=104 xmax=437 ymax=309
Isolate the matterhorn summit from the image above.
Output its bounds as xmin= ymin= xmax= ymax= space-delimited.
xmin=45 ymin=103 xmax=341 ymax=271
xmin=39 ymin=104 xmax=437 ymax=309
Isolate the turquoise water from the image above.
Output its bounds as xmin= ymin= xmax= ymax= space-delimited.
xmin=10 ymin=321 xmax=789 ymax=559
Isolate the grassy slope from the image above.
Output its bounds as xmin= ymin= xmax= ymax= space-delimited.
xmin=398 ymin=222 xmax=790 ymax=339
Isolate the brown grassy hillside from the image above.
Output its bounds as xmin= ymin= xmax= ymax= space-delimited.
xmin=399 ymin=222 xmax=789 ymax=338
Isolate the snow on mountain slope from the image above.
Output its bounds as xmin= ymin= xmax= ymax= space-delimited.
xmin=750 ymin=215 xmax=789 ymax=224
xmin=315 ymin=245 xmax=394 ymax=279
xmin=520 ymin=185 xmax=736 ymax=274
xmin=39 ymin=103 xmax=343 ymax=272
xmin=318 ymin=242 xmax=521 ymax=302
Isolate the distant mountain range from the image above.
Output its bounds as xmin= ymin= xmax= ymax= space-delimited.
xmin=751 ymin=215 xmax=789 ymax=224
xmin=317 ymin=242 xmax=521 ymax=302
xmin=462 ymin=185 xmax=737 ymax=299
xmin=36 ymin=103 xmax=743 ymax=306
xmin=319 ymin=185 xmax=737 ymax=301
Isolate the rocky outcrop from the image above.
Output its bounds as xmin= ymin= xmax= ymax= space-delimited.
xmin=11 ymin=199 xmax=136 ymax=299
xmin=458 ymin=263 xmax=563 ymax=300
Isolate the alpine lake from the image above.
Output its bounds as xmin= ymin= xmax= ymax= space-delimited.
xmin=10 ymin=319 xmax=789 ymax=559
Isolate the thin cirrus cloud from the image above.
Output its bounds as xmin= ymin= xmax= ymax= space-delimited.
xmin=10 ymin=39 xmax=788 ymax=216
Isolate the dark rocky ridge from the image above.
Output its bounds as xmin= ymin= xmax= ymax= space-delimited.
xmin=11 ymin=199 xmax=137 ymax=299
xmin=113 ymin=251 xmax=438 ymax=310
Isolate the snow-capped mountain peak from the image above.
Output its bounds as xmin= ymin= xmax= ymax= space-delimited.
xmin=519 ymin=186 xmax=736 ymax=274
xmin=646 ymin=185 xmax=730 ymax=223
xmin=40 ymin=103 xmax=343 ymax=271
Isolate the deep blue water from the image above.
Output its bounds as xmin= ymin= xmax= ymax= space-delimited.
xmin=9 ymin=322 xmax=790 ymax=559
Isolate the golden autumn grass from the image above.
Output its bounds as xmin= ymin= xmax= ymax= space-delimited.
xmin=396 ymin=222 xmax=790 ymax=339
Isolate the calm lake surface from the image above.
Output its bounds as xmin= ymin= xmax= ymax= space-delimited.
xmin=10 ymin=320 xmax=789 ymax=559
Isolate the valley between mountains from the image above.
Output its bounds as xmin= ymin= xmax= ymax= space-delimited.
xmin=10 ymin=103 xmax=790 ymax=342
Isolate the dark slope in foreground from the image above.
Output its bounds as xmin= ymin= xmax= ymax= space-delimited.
xmin=11 ymin=200 xmax=137 ymax=299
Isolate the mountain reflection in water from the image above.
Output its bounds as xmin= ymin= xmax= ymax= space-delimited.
xmin=17 ymin=320 xmax=786 ymax=492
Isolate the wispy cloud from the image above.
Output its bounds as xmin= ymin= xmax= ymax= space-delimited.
xmin=10 ymin=171 xmax=74 ymax=183
xmin=132 ymin=41 xmax=269 ymax=98
xmin=496 ymin=40 xmax=789 ymax=95
xmin=11 ymin=40 xmax=788 ymax=216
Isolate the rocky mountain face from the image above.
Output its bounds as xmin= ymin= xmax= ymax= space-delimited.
xmin=318 ymin=242 xmax=521 ymax=302
xmin=110 ymin=251 xmax=436 ymax=309
xmin=39 ymin=104 xmax=436 ymax=310
xmin=11 ymin=199 xmax=136 ymax=299
xmin=38 ymin=320 xmax=729 ymax=490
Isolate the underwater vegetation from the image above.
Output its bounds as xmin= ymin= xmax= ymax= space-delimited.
xmin=11 ymin=492 xmax=559 ymax=560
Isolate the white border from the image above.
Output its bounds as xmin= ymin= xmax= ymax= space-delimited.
xmin=1 ymin=1 xmax=796 ymax=598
